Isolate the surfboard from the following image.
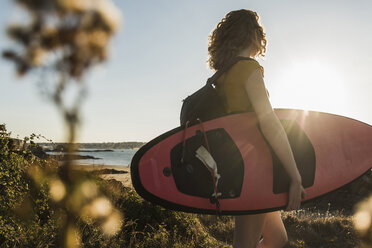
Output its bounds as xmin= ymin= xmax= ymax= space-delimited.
xmin=130 ymin=109 xmax=372 ymax=215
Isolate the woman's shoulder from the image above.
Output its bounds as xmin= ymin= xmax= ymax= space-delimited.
xmin=235 ymin=57 xmax=261 ymax=68
xmin=229 ymin=58 xmax=262 ymax=78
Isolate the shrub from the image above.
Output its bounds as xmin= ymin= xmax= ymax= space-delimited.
xmin=0 ymin=125 xmax=58 ymax=247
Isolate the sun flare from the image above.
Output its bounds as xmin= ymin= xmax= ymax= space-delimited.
xmin=271 ymin=59 xmax=350 ymax=114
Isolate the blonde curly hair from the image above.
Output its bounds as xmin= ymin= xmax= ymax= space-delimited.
xmin=208 ymin=9 xmax=267 ymax=71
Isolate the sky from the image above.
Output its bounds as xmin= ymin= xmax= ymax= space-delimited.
xmin=1 ymin=0 xmax=372 ymax=142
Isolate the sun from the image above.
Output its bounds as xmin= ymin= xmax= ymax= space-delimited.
xmin=270 ymin=58 xmax=350 ymax=114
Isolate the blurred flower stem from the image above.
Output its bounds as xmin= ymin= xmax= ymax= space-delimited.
xmin=3 ymin=1 xmax=123 ymax=247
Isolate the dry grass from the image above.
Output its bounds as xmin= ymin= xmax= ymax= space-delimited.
xmin=195 ymin=209 xmax=359 ymax=248
xmin=282 ymin=209 xmax=358 ymax=247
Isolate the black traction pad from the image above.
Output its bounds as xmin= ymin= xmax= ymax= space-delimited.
xmin=170 ymin=128 xmax=244 ymax=199
xmin=270 ymin=120 xmax=316 ymax=193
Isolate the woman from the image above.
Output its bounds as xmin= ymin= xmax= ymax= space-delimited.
xmin=208 ymin=10 xmax=306 ymax=248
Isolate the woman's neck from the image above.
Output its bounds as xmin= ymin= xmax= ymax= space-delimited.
xmin=237 ymin=47 xmax=252 ymax=58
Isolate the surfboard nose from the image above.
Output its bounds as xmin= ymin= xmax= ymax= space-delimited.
xmin=276 ymin=109 xmax=372 ymax=199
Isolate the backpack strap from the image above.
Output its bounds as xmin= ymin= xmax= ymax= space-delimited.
xmin=206 ymin=56 xmax=254 ymax=85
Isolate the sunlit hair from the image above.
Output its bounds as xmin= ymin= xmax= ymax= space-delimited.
xmin=208 ymin=9 xmax=267 ymax=71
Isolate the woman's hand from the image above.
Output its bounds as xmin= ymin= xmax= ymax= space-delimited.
xmin=286 ymin=180 xmax=306 ymax=211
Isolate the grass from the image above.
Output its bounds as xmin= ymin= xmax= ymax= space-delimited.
xmin=282 ymin=210 xmax=358 ymax=247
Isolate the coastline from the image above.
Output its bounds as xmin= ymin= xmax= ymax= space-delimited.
xmin=73 ymin=163 xmax=132 ymax=188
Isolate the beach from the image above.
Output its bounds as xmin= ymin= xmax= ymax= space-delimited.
xmin=74 ymin=164 xmax=132 ymax=188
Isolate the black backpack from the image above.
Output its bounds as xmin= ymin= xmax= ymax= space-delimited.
xmin=180 ymin=57 xmax=253 ymax=126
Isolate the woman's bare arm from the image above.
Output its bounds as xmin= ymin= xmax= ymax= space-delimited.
xmin=244 ymin=68 xmax=305 ymax=210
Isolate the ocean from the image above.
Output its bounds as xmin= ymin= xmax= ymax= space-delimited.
xmin=48 ymin=149 xmax=137 ymax=167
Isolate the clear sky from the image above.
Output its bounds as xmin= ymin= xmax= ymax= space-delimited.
xmin=1 ymin=0 xmax=372 ymax=142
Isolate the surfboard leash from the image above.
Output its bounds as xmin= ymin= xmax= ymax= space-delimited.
xmin=181 ymin=119 xmax=222 ymax=216
xmin=196 ymin=119 xmax=222 ymax=216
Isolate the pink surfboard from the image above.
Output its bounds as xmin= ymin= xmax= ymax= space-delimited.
xmin=131 ymin=109 xmax=372 ymax=215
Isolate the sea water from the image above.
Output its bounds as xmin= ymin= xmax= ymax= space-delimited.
xmin=48 ymin=149 xmax=137 ymax=167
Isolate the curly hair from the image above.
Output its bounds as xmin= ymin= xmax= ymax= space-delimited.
xmin=208 ymin=9 xmax=267 ymax=71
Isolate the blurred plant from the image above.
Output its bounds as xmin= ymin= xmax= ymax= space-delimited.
xmin=2 ymin=0 xmax=122 ymax=247
xmin=354 ymin=192 xmax=372 ymax=247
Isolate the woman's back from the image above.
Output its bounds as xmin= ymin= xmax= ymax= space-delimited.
xmin=216 ymin=59 xmax=261 ymax=113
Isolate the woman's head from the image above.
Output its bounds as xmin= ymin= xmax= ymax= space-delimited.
xmin=208 ymin=9 xmax=266 ymax=71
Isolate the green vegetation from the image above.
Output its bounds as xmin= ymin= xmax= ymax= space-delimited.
xmin=0 ymin=125 xmax=59 ymax=247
